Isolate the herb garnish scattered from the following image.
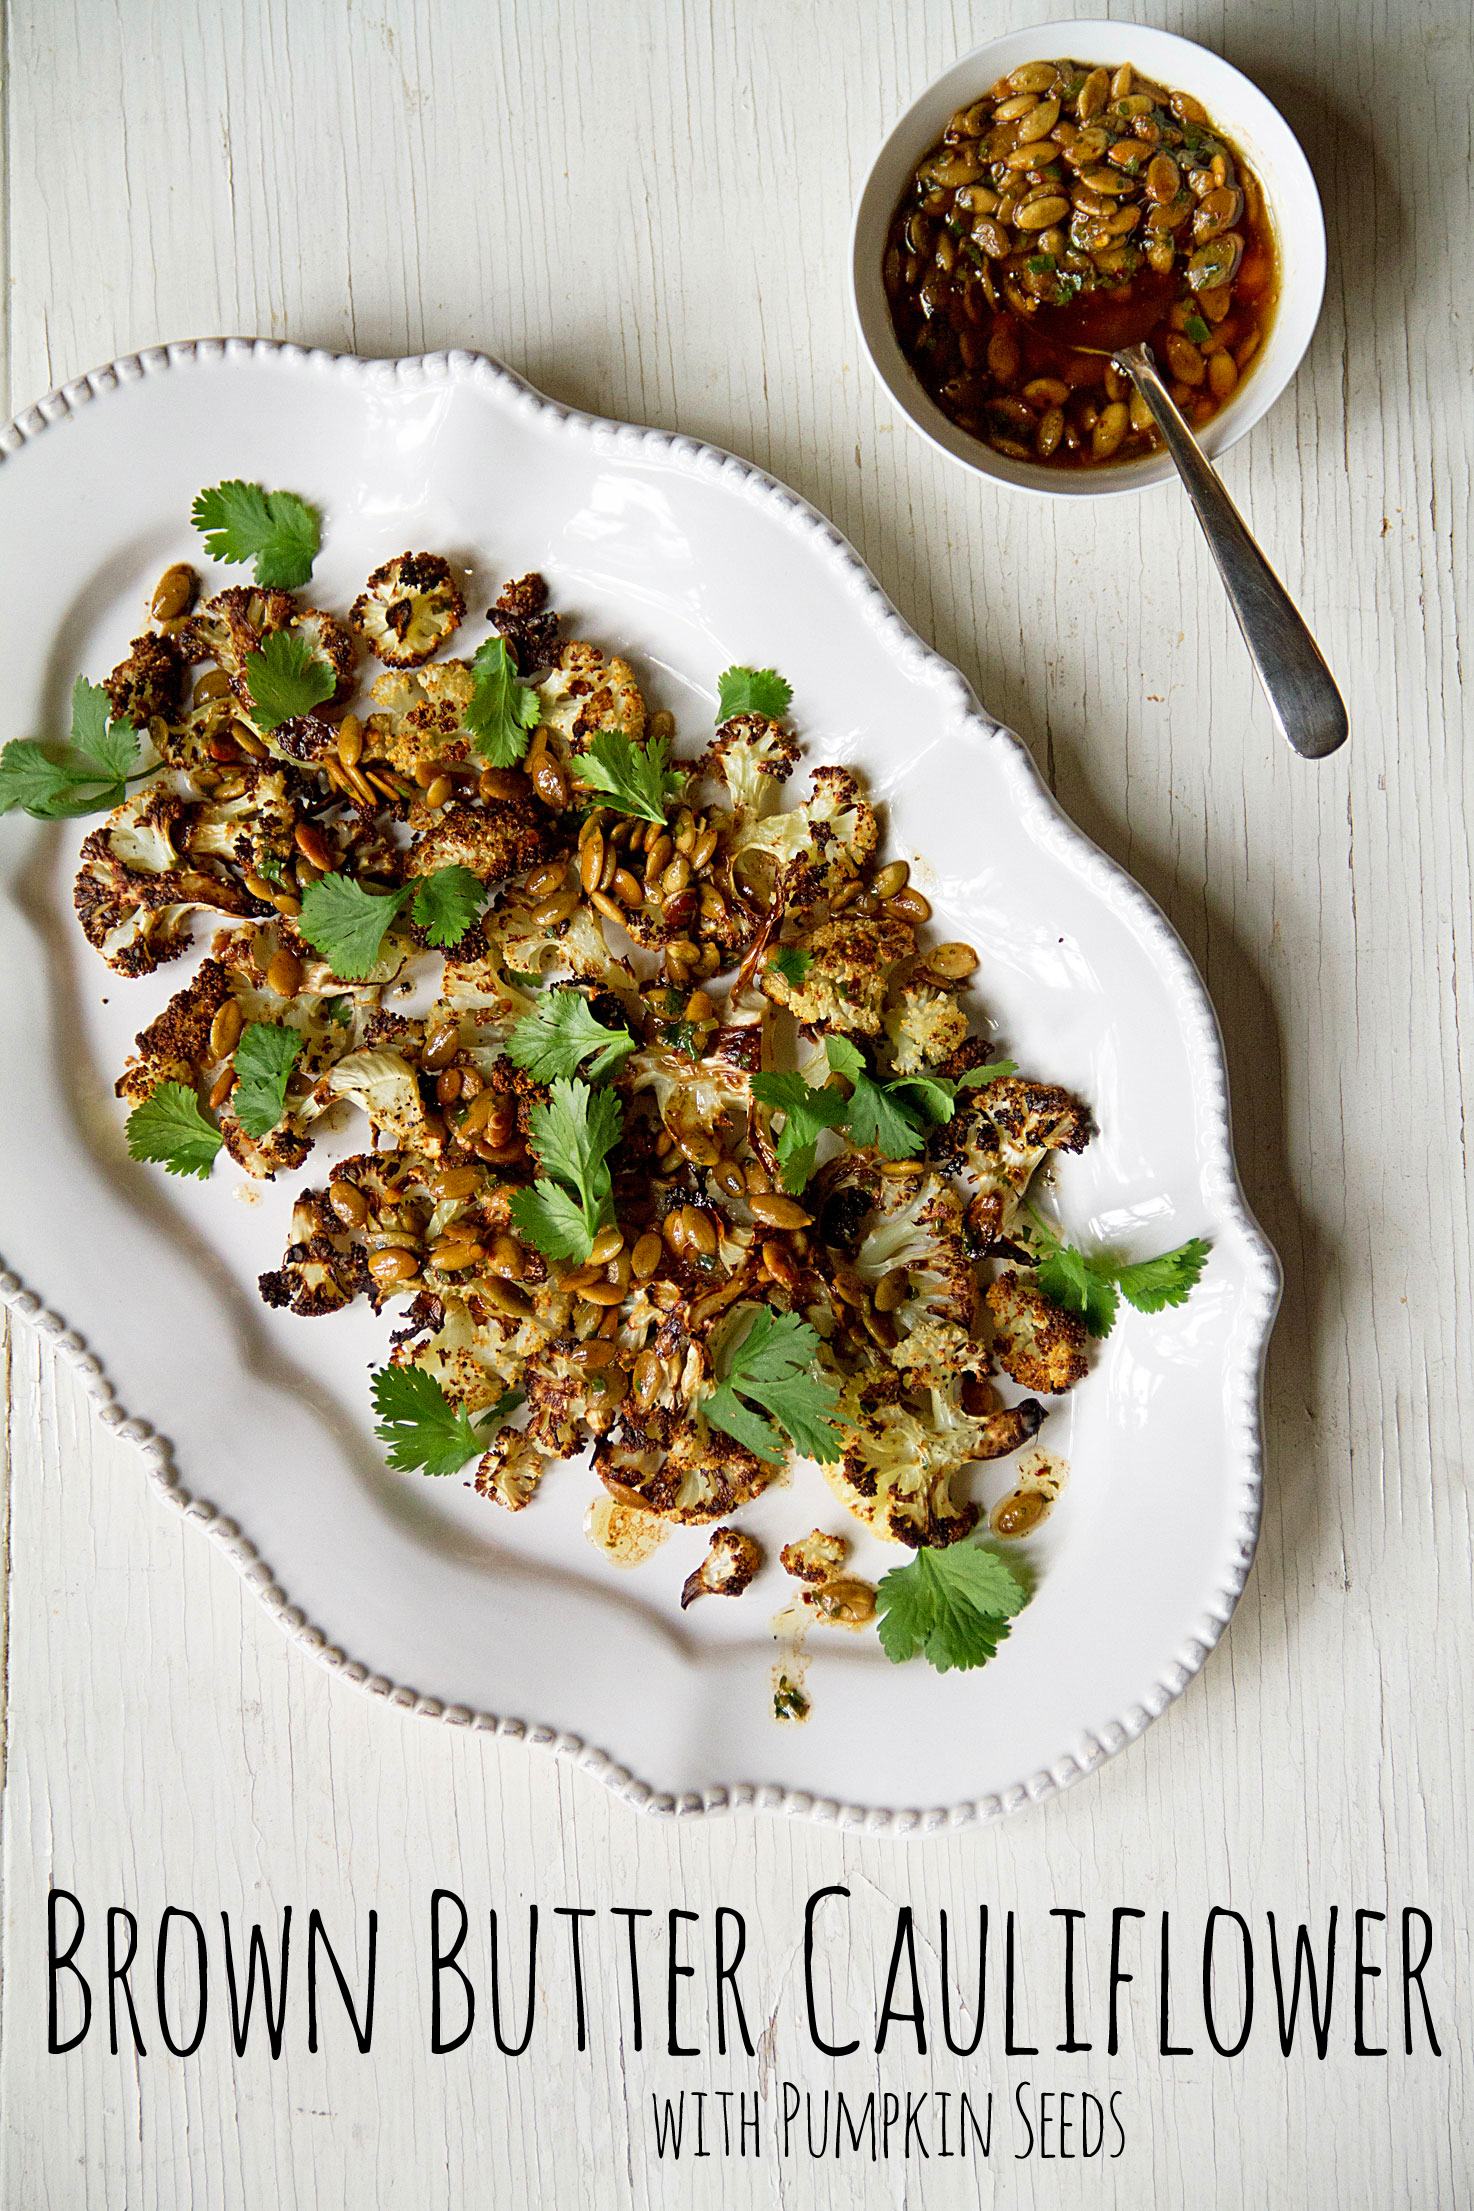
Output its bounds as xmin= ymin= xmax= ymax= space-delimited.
xmin=465 ymin=635 xmax=541 ymax=766
xmin=231 ymin=1023 xmax=305 ymax=1138
xmin=751 ymin=1071 xmax=849 ymax=1192
xmin=705 ymin=1309 xmax=845 ymax=1464
xmin=124 ymin=1081 xmax=223 ymax=1180
xmin=506 ymin=988 xmax=637 ymax=1083
xmin=244 ymin=629 xmax=336 ymax=731
xmin=1028 ymin=1208 xmax=1211 ymax=1338
xmin=370 ymin=1365 xmax=521 ymax=1477
xmin=298 ymin=865 xmax=484 ymax=976
xmin=765 ymin=946 xmax=814 ymax=990
xmin=0 ymin=678 xmax=142 ymax=820
xmin=409 ymin=863 xmax=485 ymax=950
xmin=574 ymin=728 xmax=685 ymax=824
xmin=191 ymin=480 xmax=320 ymax=590
xmin=509 ymin=1077 xmax=623 ymax=1263
xmin=716 ymin=667 xmax=794 ymax=722
xmin=875 ymin=1541 xmax=1028 ymax=1672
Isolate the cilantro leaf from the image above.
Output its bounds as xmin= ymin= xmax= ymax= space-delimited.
xmin=297 ymin=873 xmax=413 ymax=979
xmin=124 ymin=1081 xmax=222 ymax=1181
xmin=410 ymin=864 xmax=484 ymax=949
xmin=1115 ymin=1236 xmax=1211 ymax=1314
xmin=716 ymin=667 xmax=794 ymax=722
xmin=955 ymin=1058 xmax=1018 ymax=1089
xmin=505 ymin=988 xmax=637 ymax=1083
xmin=574 ymin=728 xmax=684 ymax=824
xmin=231 ymin=1021 xmax=305 ymax=1138
xmin=465 ymin=635 xmax=541 ymax=767
xmin=1028 ymin=1211 xmax=1211 ymax=1338
xmin=875 ymin=1542 xmax=1028 ymax=1672
xmin=370 ymin=1364 xmax=514 ymax=1477
xmin=1184 ymin=313 xmax=1211 ymax=345
xmin=705 ymin=1309 xmax=844 ymax=1464
xmin=825 ymin=1036 xmax=932 ymax=1160
xmin=244 ymin=628 xmax=337 ymax=732
xmin=0 ymin=678 xmax=142 ymax=820
xmin=765 ymin=946 xmax=813 ymax=990
xmin=887 ymin=1074 xmax=957 ymax=1128
xmin=510 ymin=1077 xmax=623 ymax=1263
xmin=191 ymin=480 xmax=320 ymax=589
xmin=1036 ymin=1242 xmax=1119 ymax=1338
xmin=751 ymin=1070 xmax=847 ymax=1192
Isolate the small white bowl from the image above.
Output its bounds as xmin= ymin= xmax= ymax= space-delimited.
xmin=850 ymin=20 xmax=1326 ymax=497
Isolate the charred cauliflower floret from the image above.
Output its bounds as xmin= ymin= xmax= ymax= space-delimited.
xmin=114 ymin=957 xmax=233 ymax=1104
xmin=486 ymin=886 xmax=634 ymax=997
xmin=760 ymin=912 xmax=913 ymax=1037
xmin=487 ymin=572 xmax=560 ymax=674
xmin=182 ymin=763 xmax=303 ymax=886
xmin=104 ymin=631 xmax=188 ymax=726
xmin=986 ymin=1271 xmax=1089 ymax=1394
xmin=74 ymin=786 xmax=252 ymax=975
xmin=362 ymin=660 xmax=478 ymax=775
xmin=594 ymin=1413 xmax=775 ymax=1525
xmin=438 ymin=924 xmax=538 ymax=1031
xmin=405 ymin=798 xmax=556 ymax=889
xmin=537 ymin=641 xmax=647 ymax=756
xmin=726 ymin=763 xmax=879 ymax=913
xmin=622 ymin=1029 xmax=754 ymax=1167
xmin=328 ymin=1045 xmax=440 ymax=1154
xmin=256 ymin=1185 xmax=370 ymax=1317
xmin=842 ymin=1161 xmax=979 ymax=1388
xmin=884 ymin=980 xmax=969 ymax=1076
xmin=350 ymin=552 xmax=465 ymax=668
xmin=934 ymin=1075 xmax=1092 ymax=1242
xmin=820 ymin=1368 xmax=981 ymax=1549
xmin=680 ymin=1525 xmax=763 ymax=1608
xmin=701 ymin=715 xmax=800 ymax=822
xmin=780 ymin=1529 xmax=849 ymax=1585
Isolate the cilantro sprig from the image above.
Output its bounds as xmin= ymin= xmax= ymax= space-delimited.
xmin=704 ymin=1309 xmax=844 ymax=1465
xmin=191 ymin=480 xmax=320 ymax=589
xmin=465 ymin=635 xmax=541 ymax=767
xmin=370 ymin=1365 xmax=521 ymax=1477
xmin=716 ymin=666 xmax=793 ymax=722
xmin=298 ymin=866 xmax=484 ymax=976
xmin=765 ymin=946 xmax=813 ymax=991
xmin=0 ymin=678 xmax=142 ymax=821
xmin=1027 ymin=1207 xmax=1211 ymax=1339
xmin=231 ymin=1022 xmax=305 ymax=1138
xmin=750 ymin=1071 xmax=848 ymax=1192
xmin=509 ymin=1078 xmax=623 ymax=1264
xmin=505 ymin=988 xmax=636 ymax=1083
xmin=244 ymin=629 xmax=337 ymax=732
xmin=574 ymin=728 xmax=684 ymax=824
xmin=124 ymin=1081 xmax=222 ymax=1181
xmin=875 ymin=1540 xmax=1028 ymax=1672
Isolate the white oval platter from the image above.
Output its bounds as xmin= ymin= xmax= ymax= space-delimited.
xmin=0 ymin=341 xmax=1279 ymax=1829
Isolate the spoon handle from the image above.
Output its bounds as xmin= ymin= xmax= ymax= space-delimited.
xmin=1116 ymin=342 xmax=1347 ymax=760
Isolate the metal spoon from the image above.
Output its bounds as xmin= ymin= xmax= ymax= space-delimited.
xmin=1013 ymin=281 xmax=1347 ymax=760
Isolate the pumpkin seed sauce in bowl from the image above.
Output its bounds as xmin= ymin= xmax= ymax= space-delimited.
xmin=850 ymin=21 xmax=1324 ymax=497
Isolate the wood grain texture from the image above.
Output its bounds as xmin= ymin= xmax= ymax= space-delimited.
xmin=1 ymin=0 xmax=1468 ymax=2203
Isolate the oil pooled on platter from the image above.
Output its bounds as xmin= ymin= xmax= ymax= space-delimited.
xmin=584 ymin=1494 xmax=670 ymax=1568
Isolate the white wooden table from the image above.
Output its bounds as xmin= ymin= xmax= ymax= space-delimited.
xmin=2 ymin=3 xmax=1468 ymax=2203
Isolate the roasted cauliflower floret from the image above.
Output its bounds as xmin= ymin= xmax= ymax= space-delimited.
xmin=104 ymin=631 xmax=188 ymax=726
xmin=701 ymin=715 xmax=799 ymax=822
xmin=182 ymin=763 xmax=302 ymax=886
xmin=594 ymin=1416 xmax=774 ymax=1525
xmin=985 ymin=1271 xmax=1089 ymax=1394
xmin=328 ymin=1046 xmax=439 ymax=1154
xmin=350 ymin=551 xmax=465 ymax=668
xmin=780 ymin=1529 xmax=849 ymax=1585
xmin=934 ymin=1075 xmax=1092 ymax=1242
xmin=74 ymin=786 xmax=252 ymax=975
xmin=114 ymin=957 xmax=233 ymax=1104
xmin=726 ymin=763 xmax=879 ymax=912
xmin=487 ymin=572 xmax=560 ymax=675
xmin=884 ymin=980 xmax=969 ymax=1076
xmin=820 ymin=1369 xmax=980 ymax=1549
xmin=622 ymin=1030 xmax=754 ymax=1166
xmin=537 ymin=640 xmax=647 ymax=755
xmin=256 ymin=1186 xmax=369 ymax=1317
xmin=362 ymin=659 xmax=478 ymax=774
xmin=487 ymin=887 xmax=634 ymax=997
xmin=405 ymin=798 xmax=556 ymax=889
xmin=844 ymin=1162 xmax=979 ymax=1387
xmin=760 ymin=912 xmax=913 ymax=1037
xmin=680 ymin=1525 xmax=763 ymax=1608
